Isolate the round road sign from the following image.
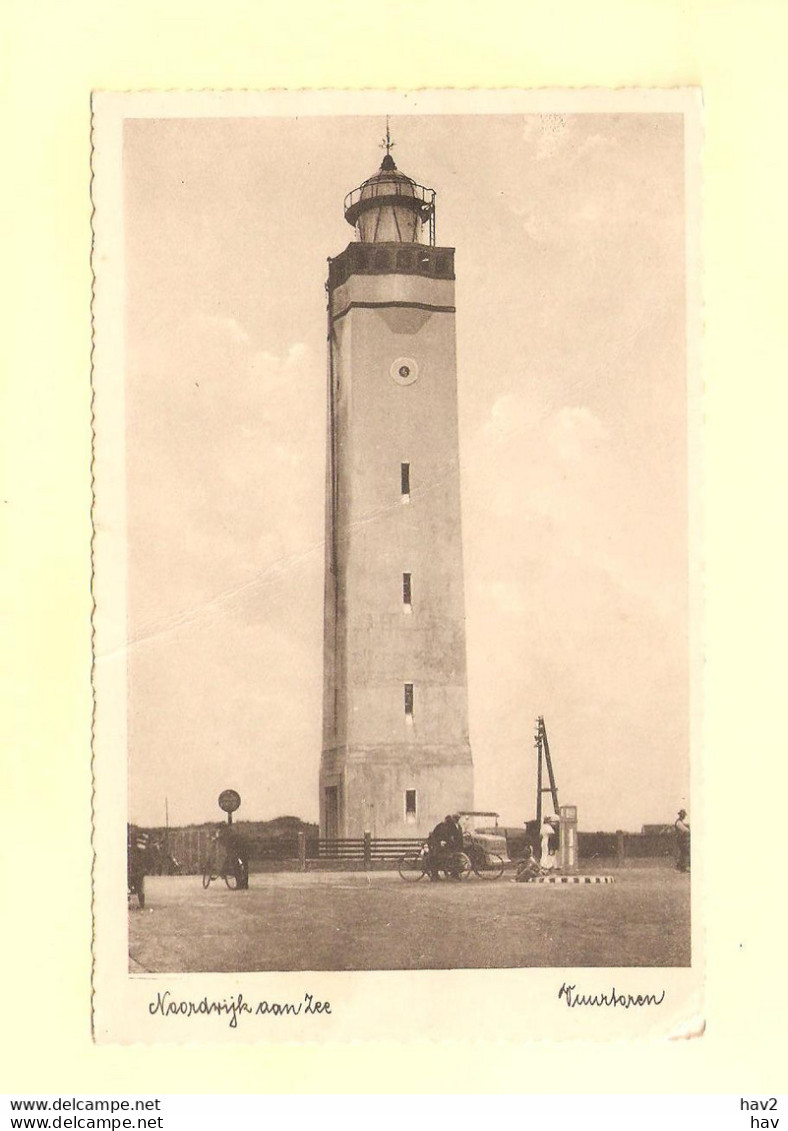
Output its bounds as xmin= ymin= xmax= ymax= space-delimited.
xmin=218 ymin=789 xmax=241 ymax=814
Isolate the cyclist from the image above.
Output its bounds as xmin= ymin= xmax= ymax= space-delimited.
xmin=127 ymin=825 xmax=148 ymax=905
xmin=427 ymin=813 xmax=464 ymax=881
xmin=217 ymin=824 xmax=249 ymax=889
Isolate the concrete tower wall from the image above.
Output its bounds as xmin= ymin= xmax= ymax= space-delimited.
xmin=321 ymin=247 xmax=474 ymax=840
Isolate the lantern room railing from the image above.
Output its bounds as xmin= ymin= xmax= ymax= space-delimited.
xmin=344 ymin=178 xmax=436 ymax=245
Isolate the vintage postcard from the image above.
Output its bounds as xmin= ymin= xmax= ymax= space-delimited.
xmin=92 ymin=88 xmax=702 ymax=1043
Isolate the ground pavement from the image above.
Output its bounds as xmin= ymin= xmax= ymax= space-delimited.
xmin=129 ymin=865 xmax=691 ymax=972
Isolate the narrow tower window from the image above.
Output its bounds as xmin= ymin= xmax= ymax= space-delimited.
xmin=401 ymin=462 xmax=410 ymax=503
xmin=404 ymin=682 xmax=414 ymax=720
xmin=402 ymin=572 xmax=412 ymax=611
xmin=405 ymin=789 xmax=417 ymax=823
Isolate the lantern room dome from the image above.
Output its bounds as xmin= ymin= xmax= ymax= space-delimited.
xmin=344 ymin=153 xmax=436 ymax=245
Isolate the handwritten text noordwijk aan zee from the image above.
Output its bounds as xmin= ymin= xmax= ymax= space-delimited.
xmin=148 ymin=990 xmax=331 ymax=1028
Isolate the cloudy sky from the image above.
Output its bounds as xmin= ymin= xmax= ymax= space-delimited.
xmin=124 ymin=110 xmax=689 ymax=831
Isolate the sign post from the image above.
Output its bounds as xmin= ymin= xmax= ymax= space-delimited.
xmin=218 ymin=788 xmax=241 ymax=825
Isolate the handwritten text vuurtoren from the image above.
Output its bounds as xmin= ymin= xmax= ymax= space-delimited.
xmin=557 ymin=983 xmax=666 ymax=1009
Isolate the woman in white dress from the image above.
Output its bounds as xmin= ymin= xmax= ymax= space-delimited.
xmin=540 ymin=817 xmax=556 ymax=870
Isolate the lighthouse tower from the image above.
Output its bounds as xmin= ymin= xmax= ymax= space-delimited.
xmin=320 ymin=133 xmax=474 ymax=840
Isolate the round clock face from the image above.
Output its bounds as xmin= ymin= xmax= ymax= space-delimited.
xmin=391 ymin=356 xmax=419 ymax=386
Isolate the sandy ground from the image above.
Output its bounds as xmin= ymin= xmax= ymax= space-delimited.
xmin=129 ymin=864 xmax=690 ymax=972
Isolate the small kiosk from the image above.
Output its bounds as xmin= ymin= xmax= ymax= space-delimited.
xmin=558 ymin=805 xmax=579 ymax=874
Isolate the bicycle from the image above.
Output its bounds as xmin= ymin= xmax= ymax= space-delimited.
xmin=464 ymin=840 xmax=505 ymax=880
xmin=202 ymin=838 xmax=246 ymax=890
xmin=513 ymin=855 xmax=552 ymax=882
xmin=397 ymin=843 xmax=471 ymax=882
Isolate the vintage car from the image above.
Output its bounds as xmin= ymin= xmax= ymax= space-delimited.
xmin=457 ymin=811 xmax=510 ymax=862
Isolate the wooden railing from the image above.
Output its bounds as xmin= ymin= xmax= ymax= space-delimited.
xmin=314 ymin=836 xmax=422 ymax=863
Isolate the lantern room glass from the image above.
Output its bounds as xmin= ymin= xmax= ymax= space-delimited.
xmin=343 ymin=156 xmax=436 ymax=246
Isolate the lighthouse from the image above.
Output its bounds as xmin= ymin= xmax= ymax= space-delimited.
xmin=320 ymin=130 xmax=474 ymax=840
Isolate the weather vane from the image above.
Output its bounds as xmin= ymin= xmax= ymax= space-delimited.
xmin=379 ymin=116 xmax=395 ymax=158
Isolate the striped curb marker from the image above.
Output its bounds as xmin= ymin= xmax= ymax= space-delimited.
xmin=510 ymin=874 xmax=616 ymax=885
xmin=535 ymin=874 xmax=615 ymax=884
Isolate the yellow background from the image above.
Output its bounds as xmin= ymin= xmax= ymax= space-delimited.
xmin=3 ymin=0 xmax=786 ymax=1093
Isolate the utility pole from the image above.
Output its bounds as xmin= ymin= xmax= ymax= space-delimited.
xmin=535 ymin=716 xmax=560 ymax=826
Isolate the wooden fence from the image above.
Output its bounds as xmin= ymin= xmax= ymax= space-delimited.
xmin=145 ymin=828 xmax=677 ymax=875
xmin=156 ymin=829 xmax=423 ymax=874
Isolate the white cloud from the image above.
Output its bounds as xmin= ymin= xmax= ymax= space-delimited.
xmin=200 ymin=313 xmax=251 ymax=344
xmin=575 ymin=132 xmax=620 ymax=160
xmin=546 ymin=405 xmax=608 ymax=462
xmin=521 ymin=114 xmax=569 ymax=162
xmin=480 ymin=393 xmax=606 ymax=459
xmin=252 ymin=342 xmax=308 ymax=370
xmin=286 ymin=341 xmax=308 ymax=365
xmin=522 ymin=117 xmax=621 ymax=166
xmin=485 ymin=579 xmax=530 ymax=617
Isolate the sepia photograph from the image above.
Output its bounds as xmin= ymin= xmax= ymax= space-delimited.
xmin=8 ymin=0 xmax=788 ymax=1101
xmin=92 ymin=89 xmax=701 ymax=1039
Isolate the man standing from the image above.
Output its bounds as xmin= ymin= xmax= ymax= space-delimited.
xmin=674 ymin=809 xmax=690 ymax=873
xmin=427 ymin=813 xmax=464 ymax=881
